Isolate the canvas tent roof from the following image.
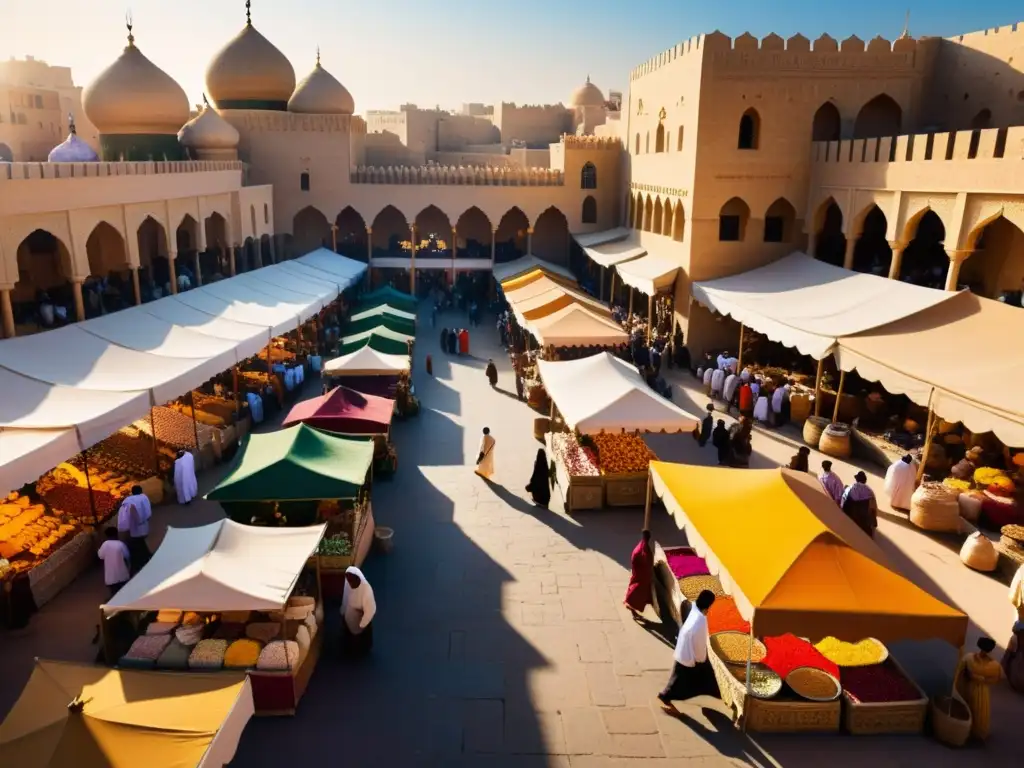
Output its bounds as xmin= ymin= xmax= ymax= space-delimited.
xmin=207 ymin=424 xmax=373 ymax=502
xmin=0 ymin=428 xmax=82 ymax=494
xmin=282 ymin=385 xmax=394 ymax=435
xmin=323 ymin=346 xmax=410 ymax=376
xmin=103 ymin=518 xmax=325 ymax=614
xmin=691 ymin=252 xmax=960 ymax=359
xmin=358 ymin=285 xmax=417 ymax=312
xmin=649 ymin=463 xmax=968 ymax=646
xmin=573 ymin=228 xmax=646 ymax=268
xmin=338 ymin=326 xmax=412 ymax=356
xmin=573 ymin=227 xmax=631 ymax=249
xmin=537 ymin=352 xmax=698 ymax=433
xmin=836 ymin=290 xmax=1024 ymax=446
xmin=527 ymin=304 xmax=629 ymax=348
xmin=293 ymin=248 xmax=367 ymax=284
xmin=350 ymin=303 xmax=416 ymax=323
xmin=345 ymin=312 xmax=416 ymax=337
xmin=135 ymin=300 xmax=269 ymax=359
xmin=492 ymin=255 xmax=575 ymax=284
xmin=614 ymin=252 xmax=679 ymax=295
xmin=237 ymin=264 xmax=339 ymax=308
xmin=0 ymin=660 xmax=253 ymax=768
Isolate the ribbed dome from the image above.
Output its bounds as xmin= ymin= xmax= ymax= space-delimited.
xmin=178 ymin=101 xmax=240 ymax=149
xmin=82 ymin=30 xmax=190 ymax=134
xmin=205 ymin=19 xmax=296 ymax=109
xmin=288 ymin=55 xmax=354 ymax=115
xmin=48 ymin=124 xmax=100 ymax=162
xmin=569 ymin=76 xmax=605 ymax=108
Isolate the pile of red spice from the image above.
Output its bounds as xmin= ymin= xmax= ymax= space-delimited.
xmin=665 ymin=550 xmax=710 ymax=579
xmin=706 ymin=596 xmax=750 ymax=635
xmin=840 ymin=660 xmax=921 ymax=703
xmin=762 ymin=634 xmax=839 ymax=679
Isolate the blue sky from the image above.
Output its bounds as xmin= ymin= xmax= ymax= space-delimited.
xmin=2 ymin=1 xmax=1022 ymax=112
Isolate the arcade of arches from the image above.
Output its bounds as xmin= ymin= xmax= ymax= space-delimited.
xmin=629 ymin=193 xmax=685 ymax=242
xmin=810 ymin=197 xmax=1024 ymax=303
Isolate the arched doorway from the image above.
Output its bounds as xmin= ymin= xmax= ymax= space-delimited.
xmin=370 ymin=205 xmax=411 ymax=258
xmin=531 ymin=207 xmax=569 ymax=265
xmin=85 ymin=222 xmax=131 ymax=315
xmin=137 ymin=216 xmax=169 ymax=296
xmin=851 ymin=206 xmax=891 ymax=275
xmin=961 ymin=215 xmax=1024 ymax=300
xmin=813 ymin=199 xmax=845 ymax=266
xmin=14 ymin=229 xmax=74 ymax=331
xmin=495 ymin=207 xmax=529 ymax=263
xmin=811 ymin=102 xmax=841 ymax=142
xmin=853 ymin=94 xmax=901 ymax=139
xmin=671 ymin=201 xmax=685 ymax=242
xmin=0 ymin=143 xmax=12 ymax=162
xmin=335 ymin=206 xmax=367 ymax=261
xmin=662 ymin=201 xmax=674 ymax=237
xmin=292 ymin=206 xmax=332 ymax=256
xmin=413 ymin=205 xmax=452 ymax=257
xmin=718 ymin=198 xmax=750 ymax=242
xmin=763 ymin=198 xmax=796 ymax=243
xmin=455 ymin=206 xmax=492 ymax=259
xmin=241 ymin=237 xmax=258 ymax=276
xmin=175 ymin=215 xmax=200 ymax=289
xmin=901 ymin=210 xmax=947 ymax=289
xmin=643 ymin=195 xmax=653 ymax=231
xmin=204 ymin=213 xmax=228 ymax=277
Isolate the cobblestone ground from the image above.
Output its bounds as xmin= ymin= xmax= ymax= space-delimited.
xmin=2 ymin=304 xmax=1022 ymax=767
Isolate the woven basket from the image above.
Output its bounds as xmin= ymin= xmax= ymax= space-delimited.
xmin=789 ymin=394 xmax=811 ymax=424
xmin=819 ymin=423 xmax=852 ymax=458
xmin=930 ymin=693 xmax=972 ymax=747
xmin=909 ymin=482 xmax=961 ymax=533
xmin=803 ymin=416 xmax=829 ymax=448
xmin=957 ymin=491 xmax=984 ymax=523
xmin=710 ymin=631 xmax=767 ymax=664
xmin=786 ymin=666 xmax=841 ymax=702
xmin=960 ymin=532 xmax=998 ymax=572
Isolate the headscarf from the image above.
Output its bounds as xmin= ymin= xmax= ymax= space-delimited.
xmin=341 ymin=565 xmax=377 ymax=628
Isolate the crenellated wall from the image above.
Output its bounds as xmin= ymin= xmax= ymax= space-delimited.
xmin=350 ymin=165 xmax=564 ymax=186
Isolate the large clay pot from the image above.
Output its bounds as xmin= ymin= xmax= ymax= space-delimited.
xmin=803 ymin=416 xmax=829 ymax=448
xmin=819 ymin=423 xmax=852 ymax=458
xmin=789 ymin=394 xmax=811 ymax=424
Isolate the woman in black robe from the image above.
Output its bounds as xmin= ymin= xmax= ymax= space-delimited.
xmin=526 ymin=449 xmax=552 ymax=508
xmin=711 ymin=420 xmax=731 ymax=466
xmin=440 ymin=327 xmax=449 ymax=353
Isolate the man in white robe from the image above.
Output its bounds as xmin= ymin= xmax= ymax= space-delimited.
xmin=340 ymin=566 xmax=376 ymax=657
xmin=117 ymin=485 xmax=152 ymax=574
xmin=710 ymin=368 xmax=725 ymax=399
xmin=722 ymin=373 xmax=739 ymax=406
xmin=475 ymin=427 xmax=496 ymax=479
xmin=884 ymin=454 xmax=918 ymax=511
xmin=173 ymin=449 xmax=199 ymax=505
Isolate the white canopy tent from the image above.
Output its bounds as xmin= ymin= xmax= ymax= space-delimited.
xmin=572 ymin=227 xmax=631 ymax=249
xmin=526 ymin=304 xmax=629 ymax=348
xmin=174 ymin=282 xmax=302 ymax=338
xmin=0 ymin=428 xmax=82 ymax=495
xmin=323 ymin=346 xmax=410 ymax=376
xmin=79 ymin=310 xmax=242 ymax=362
xmin=691 ymin=252 xmax=960 ymax=360
xmin=493 ymin=255 xmax=576 ymax=284
xmin=537 ymin=352 xmax=699 ymax=434
xmin=236 ymin=264 xmax=340 ymax=308
xmin=582 ymin=239 xmax=647 ymax=269
xmin=139 ymin=299 xmax=270 ymax=360
xmin=103 ymin=520 xmax=326 ymax=614
xmin=295 ymin=248 xmax=368 ymax=284
xmin=615 ymin=252 xmax=680 ymax=296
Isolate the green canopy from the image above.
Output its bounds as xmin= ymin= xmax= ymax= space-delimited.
xmin=346 ymin=313 xmax=416 ymax=338
xmin=359 ymin=286 xmax=417 ymax=312
xmin=339 ymin=326 xmax=412 ymax=356
xmin=351 ymin=303 xmax=417 ymax=323
xmin=207 ymin=424 xmax=373 ymax=502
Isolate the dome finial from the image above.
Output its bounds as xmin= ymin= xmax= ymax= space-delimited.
xmin=125 ymin=10 xmax=135 ymax=48
xmin=316 ymin=46 xmax=321 ymax=68
xmin=586 ymin=74 xmax=590 ymax=84
xmin=202 ymin=93 xmax=209 ymax=107
xmin=246 ymin=0 xmax=252 ymax=26
xmin=68 ymin=112 xmax=76 ymax=134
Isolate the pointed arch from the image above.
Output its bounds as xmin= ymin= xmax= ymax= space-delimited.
xmin=813 ymin=198 xmax=846 ymax=266
xmin=204 ymin=212 xmax=229 ymax=276
xmin=719 ymin=197 xmax=750 ymax=241
xmin=901 ymin=209 xmax=948 ymax=289
xmin=642 ymin=195 xmax=653 ymax=232
xmin=414 ymin=204 xmax=452 ymax=256
xmin=676 ymin=126 xmax=684 ymax=152
xmin=628 ymin=194 xmax=637 ymax=230
xmin=960 ymin=215 xmax=1024 ymax=299
xmin=370 ymin=204 xmax=411 ymax=256
xmin=655 ymin=123 xmax=665 ymax=153
xmin=738 ymin=109 xmax=760 ymax=150
xmin=292 ymin=206 xmax=332 ymax=256
xmin=811 ymin=102 xmax=841 ymax=142
xmin=763 ymin=198 xmax=796 ymax=243
xmin=531 ymin=206 xmax=569 ymax=265
xmin=662 ymin=200 xmax=674 ymax=237
xmin=853 ymin=94 xmax=901 ymax=140
xmin=455 ymin=206 xmax=492 ymax=259
xmin=968 ymin=108 xmax=993 ymax=158
xmin=851 ymin=204 xmax=891 ymax=275
xmin=652 ymin=197 xmax=663 ymax=234
xmin=671 ymin=201 xmax=685 ymax=242
xmin=85 ymin=221 xmax=129 ymax=278
xmin=581 ymin=195 xmax=597 ymax=225
xmin=176 ymin=214 xmax=199 ymax=256
xmin=634 ymin=193 xmax=644 ymax=229
xmin=335 ymin=206 xmax=367 ymax=260
xmin=580 ymin=162 xmax=597 ymax=189
xmin=634 ymin=133 xmax=640 ymax=154
xmin=495 ymin=206 xmax=529 ymax=262
xmin=137 ymin=215 xmax=168 ymax=275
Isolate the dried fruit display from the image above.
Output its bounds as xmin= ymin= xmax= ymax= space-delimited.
xmin=550 ymin=433 xmax=599 ymax=477
xmin=134 ymin=407 xmax=218 ymax=451
xmin=841 ymin=660 xmax=922 ymax=704
xmin=0 ymin=502 xmax=78 ymax=560
xmin=589 ymin=433 xmax=658 ymax=474
xmin=974 ymin=467 xmax=1008 ymax=487
xmin=70 ymin=428 xmax=157 ymax=480
xmin=38 ymin=484 xmax=117 ymax=523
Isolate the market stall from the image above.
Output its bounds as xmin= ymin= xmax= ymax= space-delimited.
xmin=575 ymin=229 xmax=646 ymax=302
xmin=526 ymin=303 xmax=629 ymax=349
xmin=322 ymin=346 xmax=410 ymax=399
xmin=101 ymin=520 xmax=327 ymax=716
xmin=537 ymin=353 xmax=698 ymax=509
xmin=646 ymin=462 xmax=968 ymax=735
xmin=492 ymin=255 xmax=576 ymax=284
xmin=0 ymin=659 xmax=254 ymax=767
xmin=346 ymin=311 xmax=416 ymax=338
xmin=207 ymin=424 xmax=376 ymax=581
xmin=338 ymin=326 xmax=414 ymax=357
xmin=350 ymin=302 xmax=416 ymax=325
xmin=358 ymin=285 xmax=418 ymax=313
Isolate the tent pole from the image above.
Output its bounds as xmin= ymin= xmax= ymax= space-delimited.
xmin=600 ymin=267 xmax=605 ymax=301
xmin=831 ymin=370 xmax=846 ymax=423
xmin=150 ymin=406 xmax=160 ymax=476
xmin=628 ymin=287 xmax=634 ymax=318
xmin=813 ymin=358 xmax=825 ymax=418
xmin=233 ymin=366 xmax=241 ymax=425
xmin=609 ymin=272 xmax=616 ymax=305
xmin=82 ymin=448 xmax=99 ymax=524
xmin=189 ymin=391 xmax=201 ymax=454
xmin=736 ymin=323 xmax=745 ymax=374
xmin=917 ymin=389 xmax=937 ymax=484
xmin=643 ymin=471 xmax=653 ymax=530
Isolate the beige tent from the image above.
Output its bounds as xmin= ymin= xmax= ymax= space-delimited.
xmin=527 ymin=304 xmax=629 ymax=348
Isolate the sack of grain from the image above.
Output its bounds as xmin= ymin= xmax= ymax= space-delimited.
xmin=958 ymin=491 xmax=984 ymax=524
xmin=910 ymin=482 xmax=961 ymax=533
xmin=960 ymin=532 xmax=998 ymax=572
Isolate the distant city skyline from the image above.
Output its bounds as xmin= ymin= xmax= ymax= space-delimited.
xmin=2 ymin=0 xmax=1022 ymax=114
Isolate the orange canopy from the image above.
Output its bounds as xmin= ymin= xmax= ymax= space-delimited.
xmin=649 ymin=463 xmax=968 ymax=646
xmin=500 ymin=268 xmax=577 ymax=291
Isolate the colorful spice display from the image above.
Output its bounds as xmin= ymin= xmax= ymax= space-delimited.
xmin=124 ymin=634 xmax=171 ymax=662
xmin=974 ymin=467 xmax=1009 ymax=488
xmin=665 ymin=550 xmax=710 ymax=580
xmin=814 ymin=636 xmax=888 ymax=667
xmin=679 ymin=574 xmax=726 ymax=600
xmin=942 ymin=477 xmax=971 ymax=493
xmin=763 ymin=634 xmax=839 ymax=679
xmin=840 ymin=660 xmax=923 ymax=704
xmin=551 ymin=433 xmax=599 ymax=477
xmin=38 ymin=484 xmax=117 ymax=523
xmin=224 ymin=638 xmax=263 ymax=669
xmin=746 ymin=666 xmax=783 ymax=699
xmin=706 ymin=595 xmax=750 ymax=635
xmin=188 ymin=639 xmax=229 ymax=669
xmin=785 ymin=666 xmax=841 ymax=701
xmin=589 ymin=433 xmax=658 ymax=474
xmin=710 ymin=631 xmax=767 ymax=664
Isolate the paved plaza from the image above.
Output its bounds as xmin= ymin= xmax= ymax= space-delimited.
xmin=1 ymin=305 xmax=1023 ymax=767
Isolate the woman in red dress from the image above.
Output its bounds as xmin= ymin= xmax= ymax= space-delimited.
xmin=624 ymin=530 xmax=654 ymax=618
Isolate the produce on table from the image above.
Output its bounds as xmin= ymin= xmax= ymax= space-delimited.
xmin=987 ymin=476 xmax=1016 ymax=496
xmin=707 ymin=596 xmax=750 ymax=635
xmin=710 ymin=631 xmax=767 ymax=665
xmin=156 ymin=609 xmax=183 ymax=624
xmin=72 ymin=428 xmax=157 ymax=479
xmin=37 ymin=483 xmax=117 ymax=523
xmin=974 ymin=467 xmax=1008 ymax=487
xmin=0 ymin=502 xmax=78 ymax=560
xmin=318 ymin=532 xmax=353 ymax=557
xmin=679 ymin=574 xmax=726 ymax=600
xmin=762 ymin=634 xmax=839 ymax=679
xmin=257 ymin=640 xmax=300 ymax=671
xmin=943 ymin=477 xmax=971 ymax=493
xmin=134 ymin=407 xmax=219 ymax=451
xmin=188 ymin=639 xmax=228 ymax=669
xmin=841 ymin=660 xmax=922 ymax=703
xmin=550 ymin=433 xmax=599 ymax=477
xmin=224 ymin=638 xmax=263 ymax=669
xmin=786 ymin=666 xmax=841 ymax=701
xmin=665 ymin=551 xmax=710 ymax=579
xmin=814 ymin=636 xmax=888 ymax=667
xmin=589 ymin=433 xmax=658 ymax=474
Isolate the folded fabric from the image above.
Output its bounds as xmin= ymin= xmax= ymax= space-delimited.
xmin=246 ymin=622 xmax=283 ymax=644
xmin=224 ymin=638 xmax=263 ymax=669
xmin=124 ymin=634 xmax=171 ymax=662
xmin=188 ymin=639 xmax=228 ymax=669
xmin=144 ymin=621 xmax=178 ymax=636
xmin=257 ymin=640 xmax=300 ymax=671
xmin=157 ymin=638 xmax=193 ymax=670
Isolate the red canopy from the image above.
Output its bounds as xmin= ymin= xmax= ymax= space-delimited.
xmin=282 ymin=386 xmax=395 ymax=435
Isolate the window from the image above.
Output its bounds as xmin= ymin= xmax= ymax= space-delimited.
xmin=580 ymin=162 xmax=597 ymax=189
xmin=264 ymin=203 xmax=270 ymax=224
xmin=738 ymin=109 xmax=760 ymax=150
xmin=34 ymin=95 xmax=43 ymax=109
xmin=764 ymin=217 xmax=784 ymax=243
xmin=645 ymin=133 xmax=650 ymax=153
xmin=634 ymin=133 xmax=640 ymax=154
xmin=676 ymin=126 xmax=684 ymax=152
xmin=300 ymin=172 xmax=310 ymax=191
xmin=655 ymin=124 xmax=665 ymax=153
xmin=719 ymin=216 xmax=741 ymax=241
xmin=582 ymin=195 xmax=597 ymax=224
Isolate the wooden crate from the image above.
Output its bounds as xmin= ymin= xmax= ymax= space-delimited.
xmin=841 ymin=658 xmax=927 ymax=735
xmin=604 ymin=472 xmax=647 ymax=507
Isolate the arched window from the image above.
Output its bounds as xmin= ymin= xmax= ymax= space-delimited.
xmin=719 ymin=197 xmax=750 ymax=242
xmin=581 ymin=195 xmax=597 ymax=224
xmin=655 ymin=124 xmax=665 ymax=153
xmin=738 ymin=109 xmax=760 ymax=150
xmin=645 ymin=132 xmax=650 ymax=153
xmin=634 ymin=133 xmax=640 ymax=154
xmin=763 ymin=198 xmax=796 ymax=243
xmin=811 ymin=102 xmax=842 ymax=143
xmin=300 ymin=172 xmax=310 ymax=192
xmin=853 ymin=94 xmax=902 ymax=140
xmin=676 ymin=126 xmax=684 ymax=152
xmin=264 ymin=203 xmax=270 ymax=224
xmin=580 ymin=162 xmax=597 ymax=189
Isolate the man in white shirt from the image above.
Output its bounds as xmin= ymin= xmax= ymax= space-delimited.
xmin=117 ymin=485 xmax=152 ymax=575
xmin=97 ymin=527 xmax=131 ymax=599
xmin=658 ymin=589 xmax=717 ymax=714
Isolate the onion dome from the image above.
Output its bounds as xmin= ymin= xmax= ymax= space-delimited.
xmin=288 ymin=49 xmax=355 ymax=115
xmin=82 ymin=24 xmax=190 ymax=134
xmin=569 ymin=76 xmax=605 ymax=108
xmin=205 ymin=2 xmax=296 ymax=110
xmin=48 ymin=118 xmax=100 ymax=162
xmin=179 ymin=97 xmax=240 ymax=149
